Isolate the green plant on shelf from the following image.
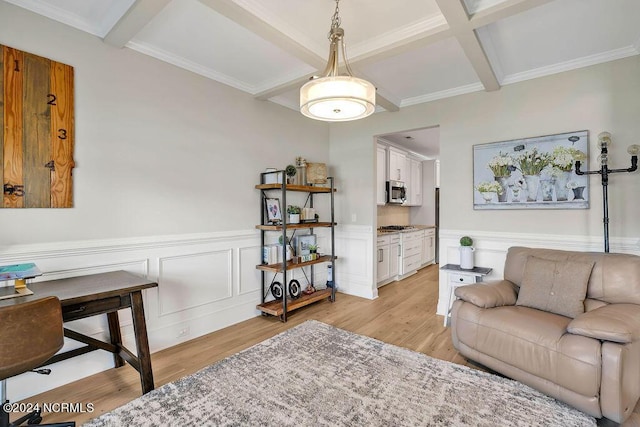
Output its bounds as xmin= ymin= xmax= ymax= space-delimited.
xmin=287 ymin=205 xmax=301 ymax=214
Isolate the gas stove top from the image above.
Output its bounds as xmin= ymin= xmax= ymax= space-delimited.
xmin=378 ymin=225 xmax=416 ymax=232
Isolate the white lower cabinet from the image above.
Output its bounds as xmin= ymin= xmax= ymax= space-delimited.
xmin=379 ymin=228 xmax=435 ymax=284
xmin=389 ymin=235 xmax=400 ymax=278
xmin=422 ymin=228 xmax=435 ymax=266
xmin=377 ymin=235 xmax=390 ymax=283
xmin=377 ymin=233 xmax=400 ymax=286
xmin=400 ymin=230 xmax=423 ymax=276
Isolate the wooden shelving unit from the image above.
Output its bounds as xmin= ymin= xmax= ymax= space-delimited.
xmin=256 ymin=288 xmax=332 ymax=317
xmin=256 ymin=171 xmax=336 ymax=322
xmin=256 ymin=222 xmax=334 ymax=231
xmin=256 ymin=255 xmax=337 ymax=272
xmin=255 ymin=183 xmax=335 ymax=193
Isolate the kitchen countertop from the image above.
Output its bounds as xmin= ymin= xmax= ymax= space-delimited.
xmin=377 ymin=225 xmax=436 ymax=236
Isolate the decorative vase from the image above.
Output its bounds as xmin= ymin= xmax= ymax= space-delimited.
xmin=481 ymin=192 xmax=495 ymax=203
xmin=511 ymin=186 xmax=521 ymax=202
xmin=459 ymin=246 xmax=475 ymax=270
xmin=572 ymin=186 xmax=586 ymax=200
xmin=494 ymin=176 xmax=509 ymax=202
xmin=289 ymin=214 xmax=300 ymax=224
xmin=554 ymin=170 xmax=571 ymax=201
xmin=541 ymin=179 xmax=554 ymax=201
xmin=523 ymin=175 xmax=541 ymax=202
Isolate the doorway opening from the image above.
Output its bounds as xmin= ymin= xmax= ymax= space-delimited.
xmin=374 ymin=126 xmax=441 ymax=288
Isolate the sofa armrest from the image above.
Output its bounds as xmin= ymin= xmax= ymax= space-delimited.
xmin=454 ymin=280 xmax=518 ymax=309
xmin=568 ymin=304 xmax=640 ymax=344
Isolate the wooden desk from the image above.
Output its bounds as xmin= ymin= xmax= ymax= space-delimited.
xmin=0 ymin=271 xmax=158 ymax=394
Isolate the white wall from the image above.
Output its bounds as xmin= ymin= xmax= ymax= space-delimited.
xmin=329 ymin=55 xmax=640 ymax=308
xmin=0 ymin=2 xmax=330 ymax=245
xmin=0 ymin=3 xmax=337 ymax=400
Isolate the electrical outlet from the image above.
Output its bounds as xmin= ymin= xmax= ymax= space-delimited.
xmin=351 ymin=213 xmax=356 ymax=222
xmin=177 ymin=327 xmax=190 ymax=338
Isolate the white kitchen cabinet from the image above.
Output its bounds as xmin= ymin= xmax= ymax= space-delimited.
xmin=377 ymin=233 xmax=400 ymax=286
xmin=377 ymin=234 xmax=390 ymax=284
xmin=422 ymin=228 xmax=435 ymax=266
xmin=388 ymin=147 xmax=408 ymax=182
xmin=389 ymin=234 xmax=400 ymax=278
xmin=400 ymin=230 xmax=423 ymax=276
xmin=407 ymin=158 xmax=422 ymax=206
xmin=376 ymin=144 xmax=387 ymax=205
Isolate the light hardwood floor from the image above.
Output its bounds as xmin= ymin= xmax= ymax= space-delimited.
xmin=19 ymin=264 xmax=640 ymax=425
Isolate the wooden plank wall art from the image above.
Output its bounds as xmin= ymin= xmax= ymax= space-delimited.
xmin=1 ymin=44 xmax=75 ymax=208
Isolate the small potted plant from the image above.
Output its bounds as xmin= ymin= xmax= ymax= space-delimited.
xmin=308 ymin=244 xmax=318 ymax=260
xmin=285 ymin=164 xmax=297 ymax=184
xmin=459 ymin=236 xmax=475 ymax=270
xmin=287 ymin=205 xmax=301 ymax=224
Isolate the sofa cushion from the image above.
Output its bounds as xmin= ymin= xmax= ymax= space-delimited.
xmin=455 ymin=280 xmax=518 ymax=308
xmin=503 ymin=247 xmax=640 ymax=305
xmin=516 ymin=256 xmax=594 ymax=318
xmin=568 ymin=304 xmax=640 ymax=343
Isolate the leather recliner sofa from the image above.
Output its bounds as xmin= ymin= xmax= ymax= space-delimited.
xmin=451 ymin=246 xmax=640 ymax=423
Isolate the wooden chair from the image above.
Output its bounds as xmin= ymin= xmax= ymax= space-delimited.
xmin=0 ymin=296 xmax=74 ymax=427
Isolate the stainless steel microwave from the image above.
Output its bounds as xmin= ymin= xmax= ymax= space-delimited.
xmin=386 ymin=180 xmax=406 ymax=204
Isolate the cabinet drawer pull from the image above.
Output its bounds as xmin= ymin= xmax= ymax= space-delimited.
xmin=67 ymin=305 xmax=86 ymax=314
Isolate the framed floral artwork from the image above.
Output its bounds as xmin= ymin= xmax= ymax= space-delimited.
xmin=473 ymin=130 xmax=589 ymax=210
xmin=265 ymin=198 xmax=282 ymax=223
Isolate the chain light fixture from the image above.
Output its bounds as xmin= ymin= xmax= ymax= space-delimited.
xmin=300 ymin=0 xmax=376 ymax=122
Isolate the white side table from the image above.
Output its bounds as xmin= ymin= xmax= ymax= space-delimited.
xmin=441 ymin=263 xmax=492 ymax=326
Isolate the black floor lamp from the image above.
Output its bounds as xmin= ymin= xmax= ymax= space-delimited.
xmin=574 ymin=132 xmax=638 ymax=253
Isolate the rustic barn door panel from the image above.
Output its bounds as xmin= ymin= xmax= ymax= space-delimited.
xmin=1 ymin=45 xmax=74 ymax=208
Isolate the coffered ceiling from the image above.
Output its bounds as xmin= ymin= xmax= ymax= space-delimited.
xmin=4 ymin=0 xmax=640 ymax=116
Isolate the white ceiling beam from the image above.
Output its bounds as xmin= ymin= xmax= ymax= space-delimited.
xmin=103 ymin=0 xmax=173 ymax=48
xmin=198 ymin=0 xmax=326 ymax=68
xmin=469 ymin=0 xmax=555 ymax=29
xmin=435 ymin=0 xmax=500 ymax=92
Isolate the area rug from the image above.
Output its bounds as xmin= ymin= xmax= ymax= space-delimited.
xmin=84 ymin=320 xmax=595 ymax=426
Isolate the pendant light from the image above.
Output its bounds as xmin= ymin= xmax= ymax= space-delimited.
xmin=300 ymin=0 xmax=376 ymax=122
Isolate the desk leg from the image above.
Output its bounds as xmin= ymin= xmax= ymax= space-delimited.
xmin=107 ymin=312 xmax=125 ymax=368
xmin=131 ymin=290 xmax=154 ymax=394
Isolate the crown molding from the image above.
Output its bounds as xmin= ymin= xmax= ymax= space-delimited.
xmin=125 ymin=39 xmax=310 ymax=96
xmin=501 ymin=45 xmax=640 ymax=86
xmin=4 ymin=0 xmax=132 ymax=38
xmin=126 ymin=40 xmax=256 ymax=93
xmin=348 ymin=15 xmax=448 ymax=59
xmin=401 ymin=82 xmax=484 ymax=107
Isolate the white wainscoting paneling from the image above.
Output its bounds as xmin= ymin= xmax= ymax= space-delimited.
xmin=1 ymin=226 xmax=378 ymax=401
xmin=437 ymin=229 xmax=640 ymax=317
xmin=334 ymin=225 xmax=376 ymax=299
xmin=158 ymin=250 xmax=233 ymax=316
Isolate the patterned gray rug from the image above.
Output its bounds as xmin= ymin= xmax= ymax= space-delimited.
xmin=84 ymin=320 xmax=595 ymax=426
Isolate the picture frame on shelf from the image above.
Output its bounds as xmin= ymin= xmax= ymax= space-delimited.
xmin=295 ymin=234 xmax=316 ymax=256
xmin=265 ymin=198 xmax=282 ymax=223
